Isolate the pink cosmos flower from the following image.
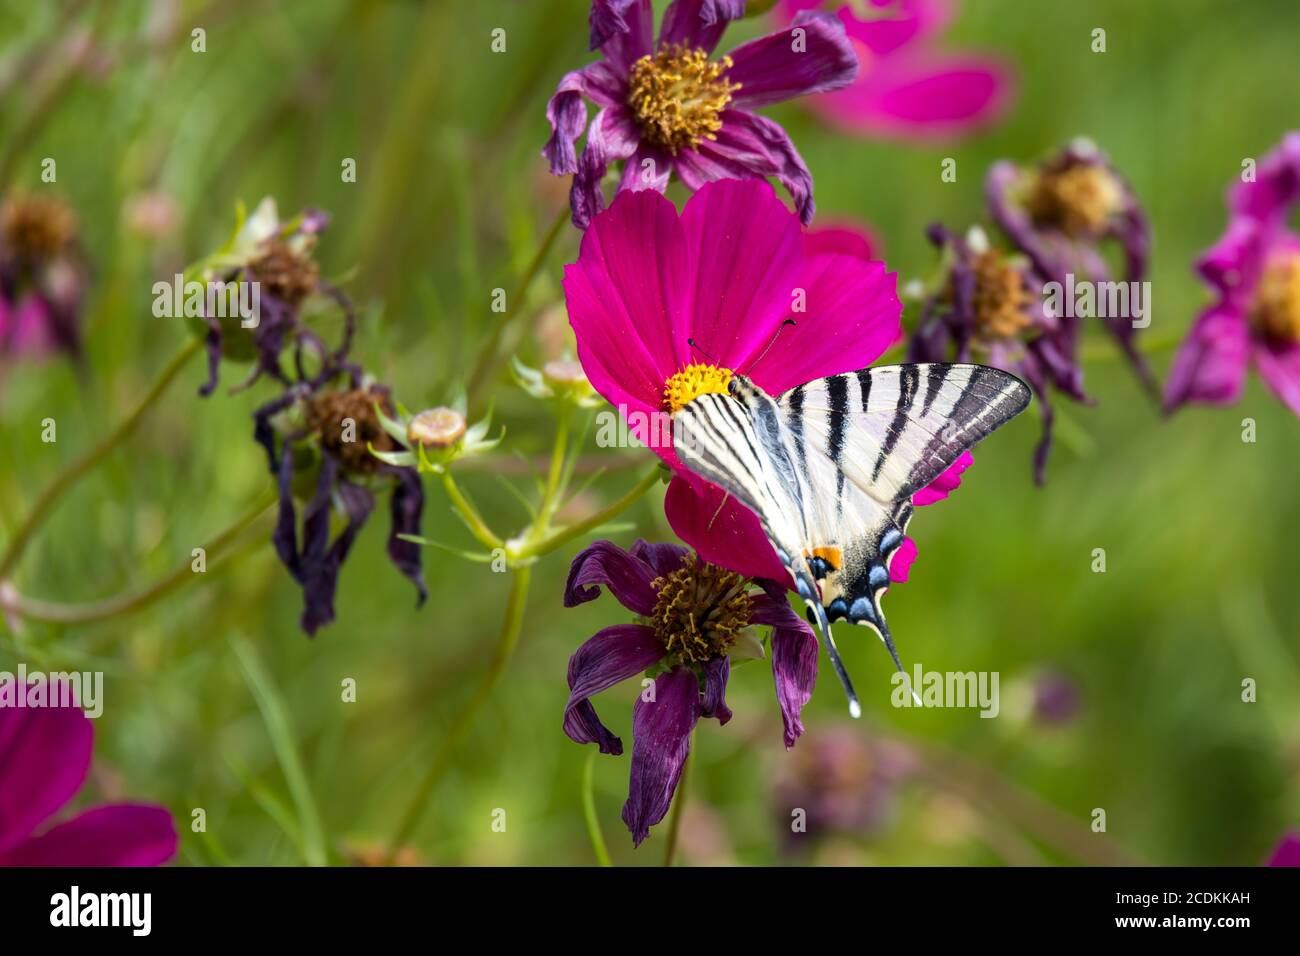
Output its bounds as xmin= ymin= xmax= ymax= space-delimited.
xmin=563 ymin=177 xmax=966 ymax=586
xmin=1164 ymin=132 xmax=1300 ymax=417
xmin=777 ymin=0 xmax=1013 ymax=140
xmin=544 ymin=0 xmax=859 ymax=227
xmin=0 ymin=696 xmax=178 ymax=866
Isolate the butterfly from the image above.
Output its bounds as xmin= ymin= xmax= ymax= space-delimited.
xmin=673 ymin=361 xmax=1031 ymax=717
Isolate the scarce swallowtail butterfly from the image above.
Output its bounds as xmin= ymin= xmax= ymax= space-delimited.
xmin=672 ymin=360 xmax=1031 ymax=718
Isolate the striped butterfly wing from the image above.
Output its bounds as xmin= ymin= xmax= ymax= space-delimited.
xmin=673 ymin=383 xmax=871 ymax=711
xmin=776 ymin=363 xmax=1030 ymax=667
xmin=674 ymin=363 xmax=1029 ymax=715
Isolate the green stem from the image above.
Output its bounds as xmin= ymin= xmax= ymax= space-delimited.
xmin=386 ymin=564 xmax=532 ymax=857
xmin=534 ymin=408 xmax=572 ymax=532
xmin=0 ymin=337 xmax=202 ymax=581
xmin=517 ymin=466 xmax=661 ymax=561
xmin=0 ymin=490 xmax=276 ymax=626
xmin=440 ymin=471 xmax=503 ymax=550
xmin=662 ymin=731 xmax=694 ymax=867
xmin=581 ymin=749 xmax=612 ymax=868
xmin=465 ymin=206 xmax=569 ymax=406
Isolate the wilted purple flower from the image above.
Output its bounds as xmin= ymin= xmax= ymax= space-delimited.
xmin=0 ymin=192 xmax=86 ymax=360
xmin=191 ymin=198 xmax=351 ymax=398
xmin=0 ymin=692 xmax=177 ymax=866
xmin=986 ymin=140 xmax=1155 ymax=395
xmin=562 ymin=538 xmax=817 ymax=846
xmin=253 ymin=363 xmax=425 ymax=636
xmin=909 ymin=223 xmax=1085 ymax=482
xmin=544 ymin=0 xmax=858 ymax=227
xmin=771 ymin=726 xmax=914 ymax=850
xmin=1165 ymin=132 xmax=1300 ymax=417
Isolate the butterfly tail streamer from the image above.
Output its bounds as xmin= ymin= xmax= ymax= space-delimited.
xmin=793 ymin=567 xmax=862 ymax=719
xmin=873 ymin=613 xmax=923 ymax=707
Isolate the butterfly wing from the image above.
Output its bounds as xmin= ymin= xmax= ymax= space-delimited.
xmin=674 ymin=363 xmax=1030 ymax=714
xmin=673 ymin=385 xmax=869 ymax=714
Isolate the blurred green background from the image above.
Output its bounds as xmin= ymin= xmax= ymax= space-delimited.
xmin=1 ymin=0 xmax=1297 ymax=866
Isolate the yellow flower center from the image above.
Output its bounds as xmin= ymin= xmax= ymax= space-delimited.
xmin=650 ymin=553 xmax=752 ymax=664
xmin=663 ymin=362 xmax=733 ymax=414
xmin=627 ymin=44 xmax=741 ymax=155
xmin=969 ymin=250 xmax=1034 ymax=340
xmin=1027 ymin=164 xmax=1124 ymax=238
xmin=1252 ymin=253 xmax=1300 ymax=344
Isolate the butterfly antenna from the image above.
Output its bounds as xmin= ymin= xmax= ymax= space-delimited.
xmin=686 ymin=338 xmax=718 ymax=364
xmin=875 ymin=615 xmax=922 ymax=707
xmin=793 ymin=569 xmax=861 ymax=719
xmin=742 ymin=319 xmax=796 ymax=376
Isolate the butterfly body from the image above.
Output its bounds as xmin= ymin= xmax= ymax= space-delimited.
xmin=673 ymin=363 xmax=1031 ymax=714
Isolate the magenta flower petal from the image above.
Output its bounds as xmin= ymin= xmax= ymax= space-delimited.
xmin=564 ymin=623 xmax=666 ymax=754
xmin=570 ymin=106 xmax=643 ymax=227
xmin=751 ymin=579 xmax=812 ymax=631
xmin=678 ymin=178 xmax=805 ymax=363
xmin=1266 ymin=830 xmax=1300 ymax=867
xmin=0 ymin=703 xmax=92 ymax=854
xmin=686 ymin=109 xmax=817 ymax=224
xmin=699 ymin=655 xmax=733 ymax=725
xmin=886 ymin=537 xmax=918 ymax=583
xmin=805 ymin=219 xmax=879 ymax=260
xmin=725 ymin=13 xmax=859 ymax=110
xmin=748 ymin=247 xmax=901 ymax=394
xmin=1231 ymin=131 xmax=1300 ymax=225
xmin=1254 ymin=338 xmax=1300 ymax=417
xmin=617 ymin=142 xmax=674 ymax=195
xmin=659 ymin=0 xmax=744 ymax=55
xmin=543 ymin=63 xmax=627 ymax=176
xmin=664 ymin=476 xmax=788 ymax=582
xmin=0 ymin=804 xmax=177 ymax=868
xmin=622 ymin=666 xmax=701 ymax=846
xmin=628 ymin=539 xmax=691 ymax=578
xmin=1163 ymin=305 xmax=1251 ymax=413
xmin=912 ymin=450 xmax=972 ymax=506
xmin=781 ymin=0 xmax=955 ymax=55
xmin=564 ymin=539 xmax=662 ymax=614
xmin=812 ymin=52 xmax=1011 ymax=139
xmin=771 ymin=618 xmax=819 ymax=748
xmin=563 ymin=187 xmax=692 ymax=428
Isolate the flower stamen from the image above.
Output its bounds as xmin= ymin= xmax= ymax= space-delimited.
xmin=663 ymin=362 xmax=733 ymax=414
xmin=650 ymin=554 xmax=752 ymax=664
xmin=305 ymin=385 xmax=396 ymax=474
xmin=1253 ymin=253 xmax=1300 ymax=344
xmin=1027 ymin=164 xmax=1124 ymax=238
xmin=969 ymin=251 xmax=1034 ymax=340
xmin=627 ymin=44 xmax=741 ymax=155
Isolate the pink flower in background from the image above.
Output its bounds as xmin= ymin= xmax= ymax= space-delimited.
xmin=1165 ymin=132 xmax=1300 ymax=417
xmin=0 ymin=696 xmax=178 ymax=866
xmin=778 ymin=0 xmax=1013 ymax=140
xmin=564 ymin=177 xmax=967 ymax=586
